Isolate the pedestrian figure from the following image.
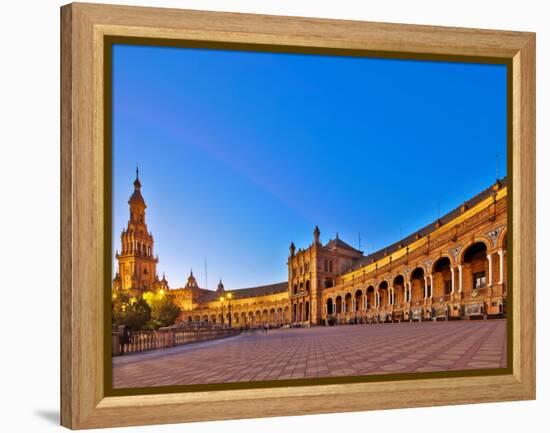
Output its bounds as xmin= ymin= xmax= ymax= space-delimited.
xmin=119 ymin=325 xmax=131 ymax=355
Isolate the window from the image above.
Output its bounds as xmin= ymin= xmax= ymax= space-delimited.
xmin=324 ymin=259 xmax=328 ymax=272
xmin=329 ymin=261 xmax=333 ymax=273
xmin=444 ymin=280 xmax=452 ymax=295
xmin=473 ymin=271 xmax=486 ymax=289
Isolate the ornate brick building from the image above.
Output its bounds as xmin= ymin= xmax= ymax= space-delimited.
xmin=113 ymin=172 xmax=507 ymax=326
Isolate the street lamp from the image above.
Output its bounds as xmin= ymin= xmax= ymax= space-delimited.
xmin=219 ymin=296 xmax=225 ymax=326
xmin=227 ymin=293 xmax=233 ymax=328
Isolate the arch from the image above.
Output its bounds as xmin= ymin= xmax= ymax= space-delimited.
xmin=498 ymin=228 xmax=508 ymax=249
xmin=335 ymin=296 xmax=342 ymax=314
xmin=432 ymin=256 xmax=452 ymax=299
xmin=458 ymin=237 xmax=491 ymax=264
xmin=240 ymin=312 xmax=247 ymax=324
xmin=392 ymin=274 xmax=406 ymax=305
xmin=354 ymin=289 xmax=363 ymax=311
xmin=344 ymin=293 xmax=352 ymax=313
xmin=305 ymin=280 xmax=310 ymax=293
xmin=410 ymin=267 xmax=425 ymax=304
xmin=326 ymin=298 xmax=334 ymax=315
xmin=276 ymin=307 xmax=283 ymax=323
xmin=430 ymin=253 xmax=454 ymax=270
xmin=304 ymin=301 xmax=310 ymax=321
xmin=462 ymin=241 xmax=489 ymax=293
xmin=366 ymin=286 xmax=375 ymax=309
xmin=378 ymin=281 xmax=389 ymax=307
xmin=409 ymin=265 xmax=426 ymax=280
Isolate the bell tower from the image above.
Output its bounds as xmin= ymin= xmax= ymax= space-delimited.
xmin=115 ymin=168 xmax=158 ymax=295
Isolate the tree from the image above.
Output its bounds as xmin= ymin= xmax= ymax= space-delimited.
xmin=143 ymin=291 xmax=181 ymax=329
xmin=112 ymin=291 xmax=151 ymax=331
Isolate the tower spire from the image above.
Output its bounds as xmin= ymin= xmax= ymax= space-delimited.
xmin=133 ymin=165 xmax=141 ymax=190
xmin=313 ymin=225 xmax=320 ymax=244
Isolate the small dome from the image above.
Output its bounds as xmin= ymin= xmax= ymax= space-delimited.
xmin=185 ymin=269 xmax=197 ymax=288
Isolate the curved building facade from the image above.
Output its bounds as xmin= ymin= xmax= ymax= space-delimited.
xmin=113 ymin=174 xmax=507 ymax=327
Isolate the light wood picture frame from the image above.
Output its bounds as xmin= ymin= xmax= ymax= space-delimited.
xmin=60 ymin=2 xmax=535 ymax=429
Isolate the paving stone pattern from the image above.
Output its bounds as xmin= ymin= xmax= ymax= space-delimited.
xmin=113 ymin=319 xmax=507 ymax=388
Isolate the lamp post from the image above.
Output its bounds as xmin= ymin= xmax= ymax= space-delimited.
xmin=227 ymin=293 xmax=233 ymax=328
xmin=220 ymin=296 xmax=225 ymax=327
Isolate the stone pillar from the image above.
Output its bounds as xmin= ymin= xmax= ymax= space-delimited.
xmin=423 ymin=276 xmax=428 ymax=299
xmin=458 ymin=265 xmax=463 ymax=293
xmin=498 ymin=249 xmax=505 ymax=284
xmin=487 ymin=253 xmax=493 ymax=286
xmin=352 ymin=298 xmax=356 ymax=312
xmin=451 ymin=267 xmax=455 ymax=293
xmin=429 ymin=274 xmax=434 ymax=298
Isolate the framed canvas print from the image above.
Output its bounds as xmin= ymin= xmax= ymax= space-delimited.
xmin=60 ymin=2 xmax=536 ymax=429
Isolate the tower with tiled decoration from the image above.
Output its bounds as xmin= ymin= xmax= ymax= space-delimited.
xmin=113 ymin=168 xmax=159 ymax=296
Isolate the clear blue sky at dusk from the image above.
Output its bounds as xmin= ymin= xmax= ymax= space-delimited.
xmin=112 ymin=44 xmax=507 ymax=290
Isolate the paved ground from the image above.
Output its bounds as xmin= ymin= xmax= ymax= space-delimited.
xmin=112 ymin=319 xmax=507 ymax=388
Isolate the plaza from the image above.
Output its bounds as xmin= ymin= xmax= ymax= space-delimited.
xmin=113 ymin=319 xmax=507 ymax=388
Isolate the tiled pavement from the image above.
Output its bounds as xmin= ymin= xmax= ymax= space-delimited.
xmin=112 ymin=319 xmax=507 ymax=388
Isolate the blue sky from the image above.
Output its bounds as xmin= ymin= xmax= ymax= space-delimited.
xmin=112 ymin=44 xmax=507 ymax=290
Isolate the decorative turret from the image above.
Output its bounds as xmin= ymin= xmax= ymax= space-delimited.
xmin=216 ymin=278 xmax=225 ymax=295
xmin=289 ymin=241 xmax=296 ymax=257
xmin=313 ymin=225 xmax=321 ymax=244
xmin=185 ymin=269 xmax=198 ymax=289
xmin=129 ymin=167 xmax=146 ymax=212
xmin=159 ymin=272 xmax=169 ymax=291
